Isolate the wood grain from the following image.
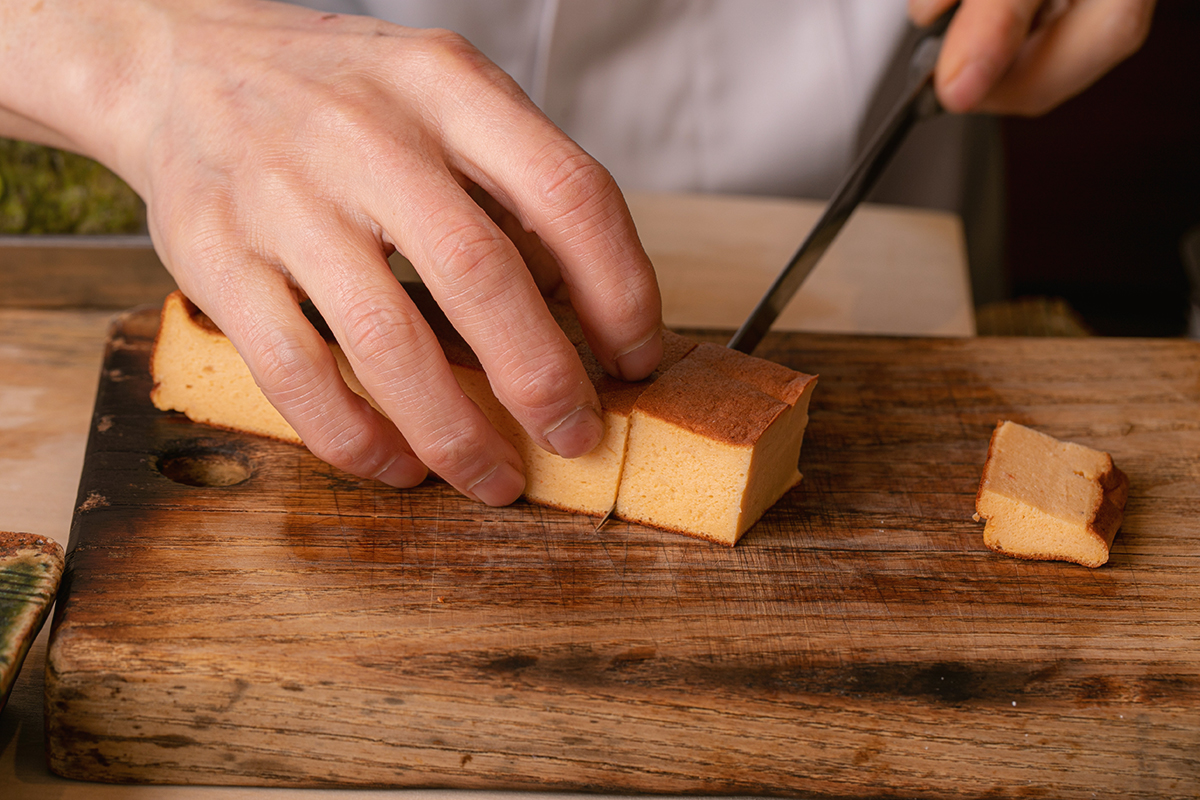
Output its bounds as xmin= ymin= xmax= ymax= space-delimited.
xmin=0 ymin=307 xmax=113 ymax=540
xmin=0 ymin=236 xmax=176 ymax=310
xmin=47 ymin=310 xmax=1200 ymax=797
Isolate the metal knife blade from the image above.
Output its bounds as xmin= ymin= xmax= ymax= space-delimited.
xmin=726 ymin=12 xmax=954 ymax=354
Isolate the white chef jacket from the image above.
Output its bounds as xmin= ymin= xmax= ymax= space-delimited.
xmin=293 ymin=0 xmax=935 ymax=201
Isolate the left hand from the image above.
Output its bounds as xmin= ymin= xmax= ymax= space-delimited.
xmin=909 ymin=0 xmax=1157 ymax=115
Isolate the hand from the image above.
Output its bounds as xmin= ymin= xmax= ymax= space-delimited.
xmin=909 ymin=0 xmax=1157 ymax=115
xmin=0 ymin=0 xmax=664 ymax=505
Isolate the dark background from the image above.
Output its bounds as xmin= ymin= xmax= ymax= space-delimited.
xmin=1000 ymin=0 xmax=1200 ymax=337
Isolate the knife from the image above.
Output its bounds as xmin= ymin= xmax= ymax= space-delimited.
xmin=726 ymin=9 xmax=955 ymax=354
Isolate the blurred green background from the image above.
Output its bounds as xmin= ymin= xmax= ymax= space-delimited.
xmin=0 ymin=138 xmax=145 ymax=235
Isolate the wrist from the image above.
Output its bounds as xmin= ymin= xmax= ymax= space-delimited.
xmin=0 ymin=0 xmax=250 ymax=194
xmin=0 ymin=0 xmax=159 ymax=180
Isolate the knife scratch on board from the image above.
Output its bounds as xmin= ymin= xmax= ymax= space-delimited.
xmin=594 ymin=504 xmax=615 ymax=532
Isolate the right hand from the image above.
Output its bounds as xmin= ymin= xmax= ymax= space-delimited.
xmin=910 ymin=0 xmax=1155 ymax=115
xmin=0 ymin=0 xmax=664 ymax=505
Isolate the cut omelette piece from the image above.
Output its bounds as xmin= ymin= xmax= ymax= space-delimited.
xmin=615 ymin=343 xmax=818 ymax=546
xmin=974 ymin=420 xmax=1129 ymax=568
xmin=150 ymin=290 xmax=818 ymax=543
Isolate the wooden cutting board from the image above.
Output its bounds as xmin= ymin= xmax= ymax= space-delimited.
xmin=47 ymin=309 xmax=1200 ymax=798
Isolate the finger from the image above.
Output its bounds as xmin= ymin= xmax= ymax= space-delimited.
xmin=909 ymin=0 xmax=961 ymax=28
xmin=468 ymin=183 xmax=564 ymax=297
xmin=975 ymin=0 xmax=1155 ymax=115
xmin=369 ymin=160 xmax=606 ymax=461
xmin=467 ymin=140 xmax=663 ymax=382
xmin=412 ymin=36 xmax=663 ymax=381
xmin=175 ymin=252 xmax=429 ymax=491
xmin=272 ymin=218 xmax=532 ymax=505
xmin=934 ymin=0 xmax=1046 ymax=112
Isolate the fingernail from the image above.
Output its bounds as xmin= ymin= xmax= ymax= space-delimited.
xmin=373 ymin=454 xmax=428 ymax=488
xmin=544 ymin=405 xmax=605 ymax=458
xmin=467 ymin=462 xmax=525 ymax=506
xmin=614 ymin=330 xmax=663 ymax=381
xmin=941 ymin=60 xmax=990 ymax=112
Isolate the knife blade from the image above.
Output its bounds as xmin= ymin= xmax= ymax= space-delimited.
xmin=726 ymin=10 xmax=955 ymax=354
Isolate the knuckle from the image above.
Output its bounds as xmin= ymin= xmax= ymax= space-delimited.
xmin=301 ymin=87 xmax=427 ymax=172
xmin=417 ymin=29 xmax=520 ymax=98
xmin=599 ymin=271 xmax=660 ymax=328
xmin=294 ymin=78 xmax=434 ymax=175
xmin=304 ymin=85 xmax=378 ymax=140
xmin=338 ymin=294 xmax=425 ymax=363
xmin=245 ymin=325 xmax=326 ymax=405
xmin=187 ymin=230 xmax=244 ymax=272
xmin=527 ymin=143 xmax=618 ymax=220
xmin=500 ymin=348 xmax=583 ymax=417
xmin=313 ymin=422 xmax=382 ymax=474
xmin=158 ymin=203 xmax=245 ymax=279
xmin=419 ymin=421 xmax=491 ymax=478
xmin=420 ymin=28 xmax=480 ymax=64
xmin=425 ymin=216 xmax=515 ymax=282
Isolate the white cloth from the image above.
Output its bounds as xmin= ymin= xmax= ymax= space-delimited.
xmin=297 ymin=0 xmax=914 ymax=199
